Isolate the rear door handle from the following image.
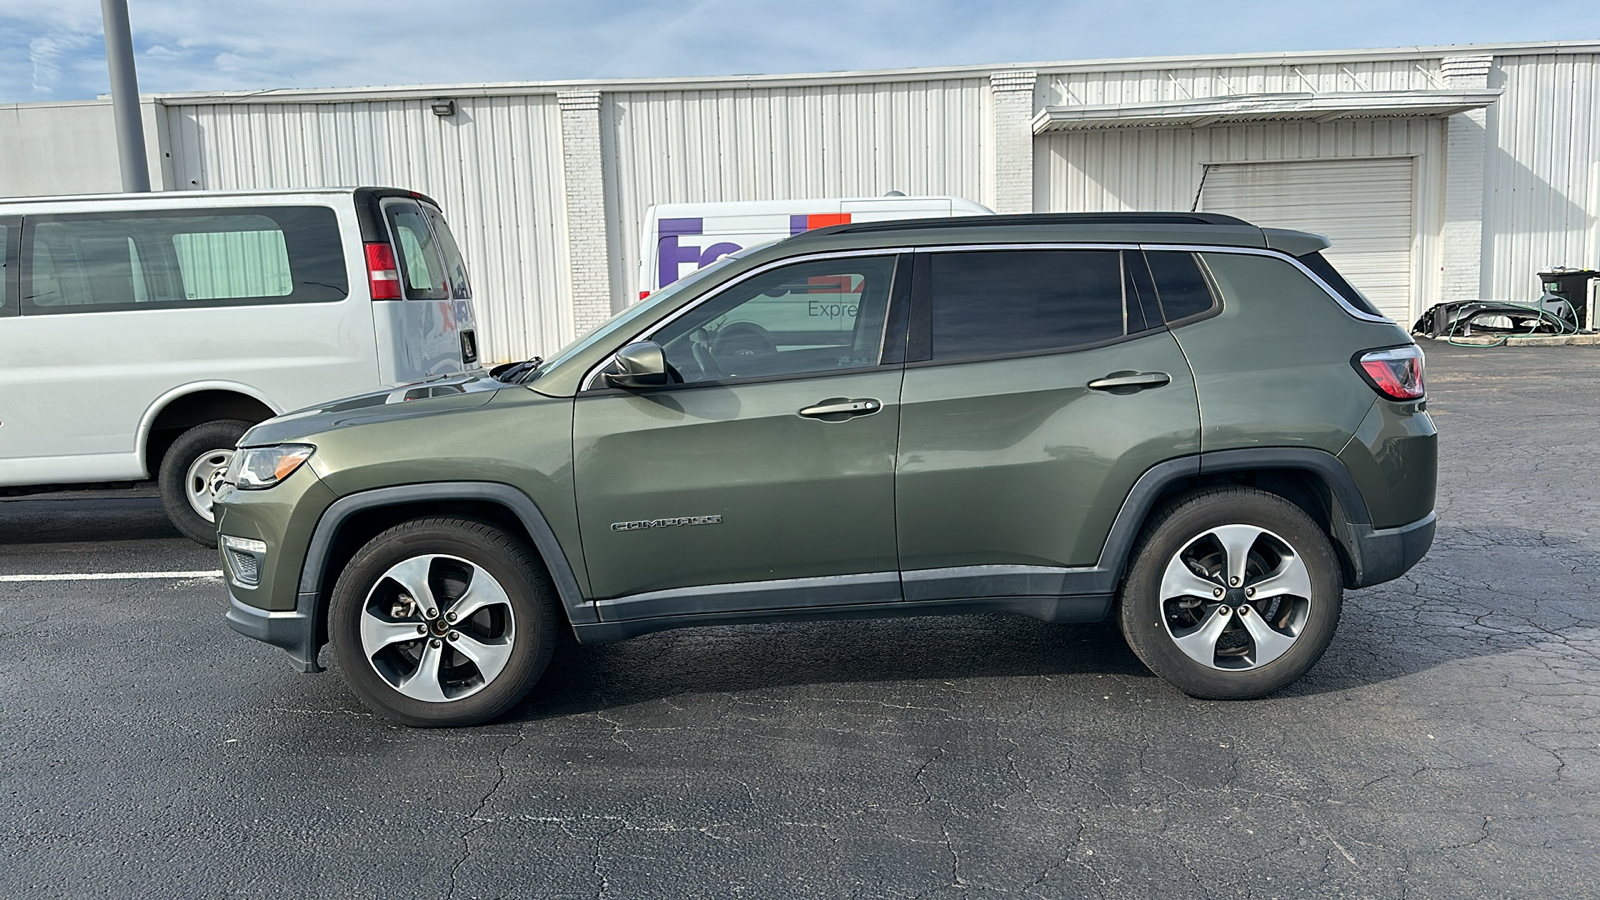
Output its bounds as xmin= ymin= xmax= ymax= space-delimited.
xmin=1087 ymin=371 xmax=1172 ymax=392
xmin=799 ymin=398 xmax=882 ymax=419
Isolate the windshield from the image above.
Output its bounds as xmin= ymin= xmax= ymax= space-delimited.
xmin=533 ymin=250 xmax=749 ymax=377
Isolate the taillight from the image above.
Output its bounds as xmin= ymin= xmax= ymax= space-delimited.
xmin=1354 ymin=345 xmax=1425 ymax=400
xmin=365 ymin=242 xmax=402 ymax=300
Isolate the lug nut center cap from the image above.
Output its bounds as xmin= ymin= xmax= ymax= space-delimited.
xmin=1223 ymin=587 xmax=1250 ymax=609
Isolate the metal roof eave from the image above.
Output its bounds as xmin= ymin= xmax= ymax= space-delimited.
xmin=1032 ymin=89 xmax=1504 ymax=133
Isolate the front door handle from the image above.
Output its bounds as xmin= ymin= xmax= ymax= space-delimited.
xmin=799 ymin=397 xmax=882 ymax=420
xmin=1087 ymin=371 xmax=1172 ymax=392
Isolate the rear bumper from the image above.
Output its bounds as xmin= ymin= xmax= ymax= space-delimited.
xmin=225 ymin=587 xmax=322 ymax=673
xmin=1343 ymin=511 xmax=1435 ymax=589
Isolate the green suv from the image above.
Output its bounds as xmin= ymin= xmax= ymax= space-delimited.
xmin=218 ymin=213 xmax=1436 ymax=727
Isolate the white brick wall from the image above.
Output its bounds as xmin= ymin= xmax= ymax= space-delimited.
xmin=1441 ymin=55 xmax=1493 ymax=302
xmin=559 ymin=90 xmax=614 ymax=337
xmin=989 ymin=70 xmax=1037 ymax=214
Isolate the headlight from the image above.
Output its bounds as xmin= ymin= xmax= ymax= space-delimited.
xmin=230 ymin=444 xmax=315 ymax=490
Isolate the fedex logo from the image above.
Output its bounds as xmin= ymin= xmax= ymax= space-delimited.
xmin=654 ymin=213 xmax=855 ymax=289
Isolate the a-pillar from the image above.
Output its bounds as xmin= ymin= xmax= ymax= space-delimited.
xmin=558 ymin=90 xmax=613 ymax=338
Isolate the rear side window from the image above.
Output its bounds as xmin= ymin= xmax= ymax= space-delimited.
xmin=23 ymin=207 xmax=347 ymax=314
xmin=1297 ymin=251 xmax=1382 ymax=317
xmin=384 ymin=204 xmax=449 ymax=301
xmin=1144 ymin=250 xmax=1217 ymax=322
xmin=926 ymin=249 xmax=1130 ymax=361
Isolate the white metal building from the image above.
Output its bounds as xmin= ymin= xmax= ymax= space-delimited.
xmin=3 ymin=41 xmax=1597 ymax=363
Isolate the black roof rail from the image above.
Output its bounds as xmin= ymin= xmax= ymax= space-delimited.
xmin=792 ymin=210 xmax=1253 ymax=239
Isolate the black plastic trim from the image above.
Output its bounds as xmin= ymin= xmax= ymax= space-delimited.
xmin=225 ymin=587 xmax=323 ymax=673
xmin=1345 ymin=511 xmax=1435 ymax=588
xmin=595 ymin=572 xmax=901 ymax=621
xmin=1197 ymin=447 xmax=1373 ymax=525
xmin=574 ymin=593 xmax=1113 ymax=644
xmin=262 ymin=482 xmax=592 ymax=672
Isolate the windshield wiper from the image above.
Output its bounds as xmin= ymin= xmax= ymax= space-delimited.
xmin=491 ymin=357 xmax=543 ymax=383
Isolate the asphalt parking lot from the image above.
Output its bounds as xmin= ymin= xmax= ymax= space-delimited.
xmin=3 ymin=341 xmax=1598 ymax=899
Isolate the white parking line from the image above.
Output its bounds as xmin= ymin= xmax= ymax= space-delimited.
xmin=0 ymin=570 xmax=223 ymax=583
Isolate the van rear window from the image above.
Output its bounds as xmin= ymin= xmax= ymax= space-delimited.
xmin=22 ymin=207 xmax=347 ymax=314
xmin=1 ymin=222 xmax=12 ymax=314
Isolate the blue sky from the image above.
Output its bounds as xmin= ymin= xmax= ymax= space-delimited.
xmin=3 ymin=0 xmax=1599 ymax=104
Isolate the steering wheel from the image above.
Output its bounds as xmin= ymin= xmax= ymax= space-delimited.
xmin=713 ymin=324 xmax=777 ymax=359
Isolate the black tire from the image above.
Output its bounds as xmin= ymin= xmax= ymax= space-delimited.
xmin=158 ymin=419 xmax=252 ymax=547
xmin=1117 ymin=487 xmax=1343 ymax=700
xmin=328 ymin=518 xmax=558 ymax=727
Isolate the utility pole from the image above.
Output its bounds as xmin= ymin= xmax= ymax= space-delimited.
xmin=101 ymin=0 xmax=150 ymax=192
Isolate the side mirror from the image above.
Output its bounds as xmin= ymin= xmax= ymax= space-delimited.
xmin=604 ymin=341 xmax=669 ymax=389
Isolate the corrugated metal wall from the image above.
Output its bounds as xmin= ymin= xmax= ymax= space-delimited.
xmin=1483 ymin=53 xmax=1600 ymax=301
xmin=165 ymin=97 xmax=569 ymax=362
xmin=601 ymin=79 xmax=988 ymax=310
xmin=1046 ymin=59 xmax=1444 ymax=107
xmin=1038 ymin=117 xmax=1444 ymax=315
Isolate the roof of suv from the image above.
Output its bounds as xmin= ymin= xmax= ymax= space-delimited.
xmin=781 ymin=211 xmax=1331 ymax=257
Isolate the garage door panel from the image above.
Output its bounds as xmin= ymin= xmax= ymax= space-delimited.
xmin=1201 ymin=158 xmax=1415 ymax=322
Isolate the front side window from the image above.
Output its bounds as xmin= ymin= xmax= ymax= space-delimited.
xmin=926 ymin=249 xmax=1133 ymax=361
xmin=651 ymin=255 xmax=897 ymax=384
xmin=23 ymin=207 xmax=346 ymax=313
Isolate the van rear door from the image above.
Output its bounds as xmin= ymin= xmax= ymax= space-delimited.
xmin=373 ymin=197 xmax=479 ymax=381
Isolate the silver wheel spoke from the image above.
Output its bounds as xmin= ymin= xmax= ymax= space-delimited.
xmin=1238 ymin=608 xmax=1298 ymax=666
xmin=383 ymin=556 xmax=438 ymax=613
xmin=450 ymin=633 xmax=514 ymax=683
xmin=1171 ymin=606 xmax=1232 ymax=666
xmin=448 ymin=566 xmax=511 ymax=621
xmin=1213 ymin=525 xmax=1262 ymax=588
xmin=360 ymin=616 xmax=424 ymax=653
xmin=185 ymin=449 xmax=232 ymax=523
xmin=395 ymin=640 xmax=449 ymax=702
xmin=1250 ymin=554 xmax=1312 ymax=601
xmin=1161 ymin=554 xmax=1222 ymax=601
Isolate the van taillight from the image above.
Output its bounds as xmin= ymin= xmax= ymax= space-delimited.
xmin=365 ymin=242 xmax=402 ymax=300
xmin=1354 ymin=345 xmax=1425 ymax=400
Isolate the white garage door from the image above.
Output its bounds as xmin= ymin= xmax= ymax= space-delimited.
xmin=1201 ymin=158 xmax=1415 ymax=322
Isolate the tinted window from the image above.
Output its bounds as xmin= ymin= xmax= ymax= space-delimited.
xmin=385 ymin=204 xmax=449 ymax=300
xmin=23 ymin=207 xmax=347 ymax=314
xmin=1297 ymin=251 xmax=1381 ymax=317
xmin=1145 ymin=250 xmax=1216 ymax=322
xmin=0 ymin=222 xmax=11 ymax=313
xmin=422 ymin=204 xmax=472 ymax=300
xmin=927 ymin=250 xmax=1126 ymax=361
xmin=652 ymin=255 xmax=897 ymax=384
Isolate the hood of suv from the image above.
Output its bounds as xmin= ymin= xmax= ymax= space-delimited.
xmin=241 ymin=372 xmax=512 ymax=447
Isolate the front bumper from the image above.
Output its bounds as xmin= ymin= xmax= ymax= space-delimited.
xmin=225 ymin=586 xmax=323 ymax=673
xmin=1342 ymin=510 xmax=1436 ymax=589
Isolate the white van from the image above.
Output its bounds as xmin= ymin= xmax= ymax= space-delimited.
xmin=637 ymin=194 xmax=993 ymax=298
xmin=0 ymin=187 xmax=482 ymax=544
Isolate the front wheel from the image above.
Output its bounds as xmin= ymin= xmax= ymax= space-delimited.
xmin=158 ymin=419 xmax=251 ymax=546
xmin=1118 ymin=487 xmax=1344 ymax=700
xmin=328 ymin=518 xmax=558 ymax=727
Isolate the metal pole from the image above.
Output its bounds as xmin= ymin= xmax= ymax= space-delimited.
xmin=101 ymin=0 xmax=150 ymax=192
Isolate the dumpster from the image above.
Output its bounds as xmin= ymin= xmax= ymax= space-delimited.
xmin=1538 ymin=268 xmax=1599 ymax=329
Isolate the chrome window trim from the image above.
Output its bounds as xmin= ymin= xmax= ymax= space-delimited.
xmin=1140 ymin=243 xmax=1395 ymax=324
xmin=912 ymin=242 xmax=1141 ymax=253
xmin=581 ymin=247 xmax=916 ymax=392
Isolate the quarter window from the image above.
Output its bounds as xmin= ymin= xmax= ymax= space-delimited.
xmin=651 ymin=255 xmax=897 ymax=384
xmin=1145 ymin=250 xmax=1217 ymax=322
xmin=926 ymin=249 xmax=1131 ymax=361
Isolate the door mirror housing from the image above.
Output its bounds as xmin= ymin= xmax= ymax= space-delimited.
xmin=605 ymin=341 xmax=670 ymax=389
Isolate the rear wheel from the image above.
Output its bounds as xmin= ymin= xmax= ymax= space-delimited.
xmin=329 ymin=518 xmax=558 ymax=727
xmin=1118 ymin=487 xmax=1343 ymax=700
xmin=158 ymin=419 xmax=251 ymax=546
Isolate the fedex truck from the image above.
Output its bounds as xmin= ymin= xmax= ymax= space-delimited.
xmin=637 ymin=194 xmax=993 ymax=299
